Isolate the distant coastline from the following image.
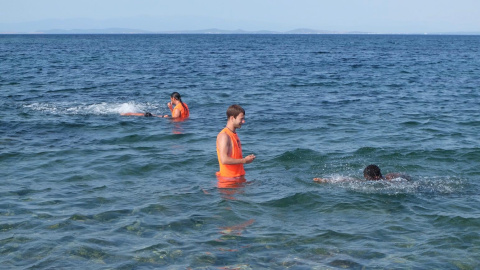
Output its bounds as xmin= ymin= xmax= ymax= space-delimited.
xmin=1 ymin=28 xmax=479 ymax=35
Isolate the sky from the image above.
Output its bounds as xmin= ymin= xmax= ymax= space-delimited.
xmin=1 ymin=0 xmax=480 ymax=33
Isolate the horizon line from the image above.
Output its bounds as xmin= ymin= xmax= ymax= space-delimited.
xmin=2 ymin=27 xmax=480 ymax=36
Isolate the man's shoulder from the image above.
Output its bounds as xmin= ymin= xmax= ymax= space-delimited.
xmin=217 ymin=129 xmax=229 ymax=139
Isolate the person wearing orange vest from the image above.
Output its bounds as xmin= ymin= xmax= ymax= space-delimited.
xmin=120 ymin=92 xmax=189 ymax=118
xmin=164 ymin=92 xmax=189 ymax=119
xmin=216 ymin=104 xmax=256 ymax=179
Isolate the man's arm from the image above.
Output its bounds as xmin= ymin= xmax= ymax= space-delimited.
xmin=385 ymin=173 xmax=411 ymax=181
xmin=217 ymin=132 xmax=255 ymax=165
xmin=313 ymin=178 xmax=329 ymax=183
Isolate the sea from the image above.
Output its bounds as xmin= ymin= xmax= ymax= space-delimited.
xmin=1 ymin=34 xmax=480 ymax=269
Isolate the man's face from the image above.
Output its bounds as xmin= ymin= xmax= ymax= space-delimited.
xmin=364 ymin=173 xmax=381 ymax=181
xmin=232 ymin=113 xmax=245 ymax=129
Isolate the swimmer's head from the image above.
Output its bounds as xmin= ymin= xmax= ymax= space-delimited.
xmin=170 ymin=92 xmax=182 ymax=101
xmin=363 ymin=164 xmax=383 ymax=180
xmin=226 ymin=104 xmax=245 ymax=120
xmin=144 ymin=112 xmax=153 ymax=117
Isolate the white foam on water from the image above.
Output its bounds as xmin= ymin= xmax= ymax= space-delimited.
xmin=23 ymin=101 xmax=161 ymax=116
xmin=321 ymin=174 xmax=464 ymax=195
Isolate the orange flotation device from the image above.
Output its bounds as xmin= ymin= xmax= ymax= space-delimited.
xmin=173 ymin=102 xmax=189 ymax=118
xmin=216 ymin=128 xmax=245 ymax=178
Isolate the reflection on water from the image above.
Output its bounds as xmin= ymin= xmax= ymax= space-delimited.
xmin=171 ymin=118 xmax=188 ymax=134
xmin=216 ymin=175 xmax=247 ymax=200
xmin=219 ymin=219 xmax=255 ymax=236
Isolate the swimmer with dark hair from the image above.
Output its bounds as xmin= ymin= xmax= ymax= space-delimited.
xmin=120 ymin=92 xmax=189 ymax=119
xmin=313 ymin=164 xmax=410 ymax=183
xmin=163 ymin=92 xmax=189 ymax=119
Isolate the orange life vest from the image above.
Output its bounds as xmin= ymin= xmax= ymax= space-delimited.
xmin=216 ymin=127 xmax=245 ymax=178
xmin=173 ymin=102 xmax=189 ymax=118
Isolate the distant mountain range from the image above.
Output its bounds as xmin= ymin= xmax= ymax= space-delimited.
xmin=1 ymin=16 xmax=479 ymax=35
xmin=1 ymin=27 xmax=372 ymax=35
xmin=1 ymin=27 xmax=479 ymax=35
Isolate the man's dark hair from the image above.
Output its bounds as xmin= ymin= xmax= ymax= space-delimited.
xmin=226 ymin=104 xmax=245 ymax=119
xmin=363 ymin=164 xmax=383 ymax=180
xmin=171 ymin=92 xmax=189 ymax=114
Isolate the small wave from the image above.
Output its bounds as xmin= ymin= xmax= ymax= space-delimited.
xmin=401 ymin=120 xmax=428 ymax=126
xmin=23 ymin=101 xmax=162 ymax=115
xmin=354 ymin=147 xmax=379 ymax=155
xmin=274 ymin=148 xmax=322 ymax=163
xmin=260 ymin=192 xmax=321 ymax=208
xmin=328 ymin=259 xmax=364 ymax=269
xmin=432 ymin=214 xmax=480 ymax=227
xmin=458 ymin=120 xmax=480 ymax=127
xmin=69 ymin=245 xmax=112 ymax=261
xmin=93 ymin=209 xmax=132 ymax=222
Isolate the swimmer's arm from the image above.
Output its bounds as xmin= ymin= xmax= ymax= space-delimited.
xmin=121 ymin=113 xmax=146 ymax=116
xmin=217 ymin=132 xmax=255 ymax=165
xmin=160 ymin=102 xmax=175 ymax=118
xmin=313 ymin=178 xmax=329 ymax=183
xmin=385 ymin=173 xmax=411 ymax=181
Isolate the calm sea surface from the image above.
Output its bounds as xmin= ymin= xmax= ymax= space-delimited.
xmin=1 ymin=34 xmax=480 ymax=269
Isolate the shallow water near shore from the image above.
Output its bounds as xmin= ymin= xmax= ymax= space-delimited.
xmin=1 ymin=34 xmax=480 ymax=269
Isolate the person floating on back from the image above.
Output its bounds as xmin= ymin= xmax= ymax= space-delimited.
xmin=120 ymin=92 xmax=189 ymax=119
xmin=313 ymin=164 xmax=410 ymax=183
xmin=216 ymin=105 xmax=256 ymax=181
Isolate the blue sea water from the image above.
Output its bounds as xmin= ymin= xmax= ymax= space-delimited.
xmin=1 ymin=34 xmax=480 ymax=269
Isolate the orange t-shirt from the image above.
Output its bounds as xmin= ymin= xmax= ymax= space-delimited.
xmin=173 ymin=102 xmax=189 ymax=118
xmin=216 ymin=128 xmax=245 ymax=178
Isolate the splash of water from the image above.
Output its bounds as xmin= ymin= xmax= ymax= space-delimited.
xmin=23 ymin=101 xmax=160 ymax=115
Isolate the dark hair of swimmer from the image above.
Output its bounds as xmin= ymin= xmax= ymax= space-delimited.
xmin=144 ymin=112 xmax=153 ymax=117
xmin=363 ymin=164 xmax=383 ymax=180
xmin=171 ymin=92 xmax=189 ymax=115
xmin=226 ymin=104 xmax=245 ymax=119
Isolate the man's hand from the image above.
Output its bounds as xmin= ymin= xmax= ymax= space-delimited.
xmin=243 ymin=154 xmax=256 ymax=164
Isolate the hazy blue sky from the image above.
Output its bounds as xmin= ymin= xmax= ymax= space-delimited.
xmin=1 ymin=0 xmax=479 ymax=33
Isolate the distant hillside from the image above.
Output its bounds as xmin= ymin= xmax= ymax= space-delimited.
xmin=8 ymin=28 xmax=374 ymax=35
xmin=164 ymin=28 xmax=280 ymax=34
xmin=1 ymin=27 xmax=479 ymax=35
xmin=38 ymin=28 xmax=152 ymax=34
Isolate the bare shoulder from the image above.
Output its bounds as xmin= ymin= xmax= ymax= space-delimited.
xmin=216 ymin=131 xmax=230 ymax=145
xmin=217 ymin=131 xmax=228 ymax=140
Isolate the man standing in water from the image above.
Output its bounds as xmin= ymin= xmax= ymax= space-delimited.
xmin=216 ymin=105 xmax=256 ymax=180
